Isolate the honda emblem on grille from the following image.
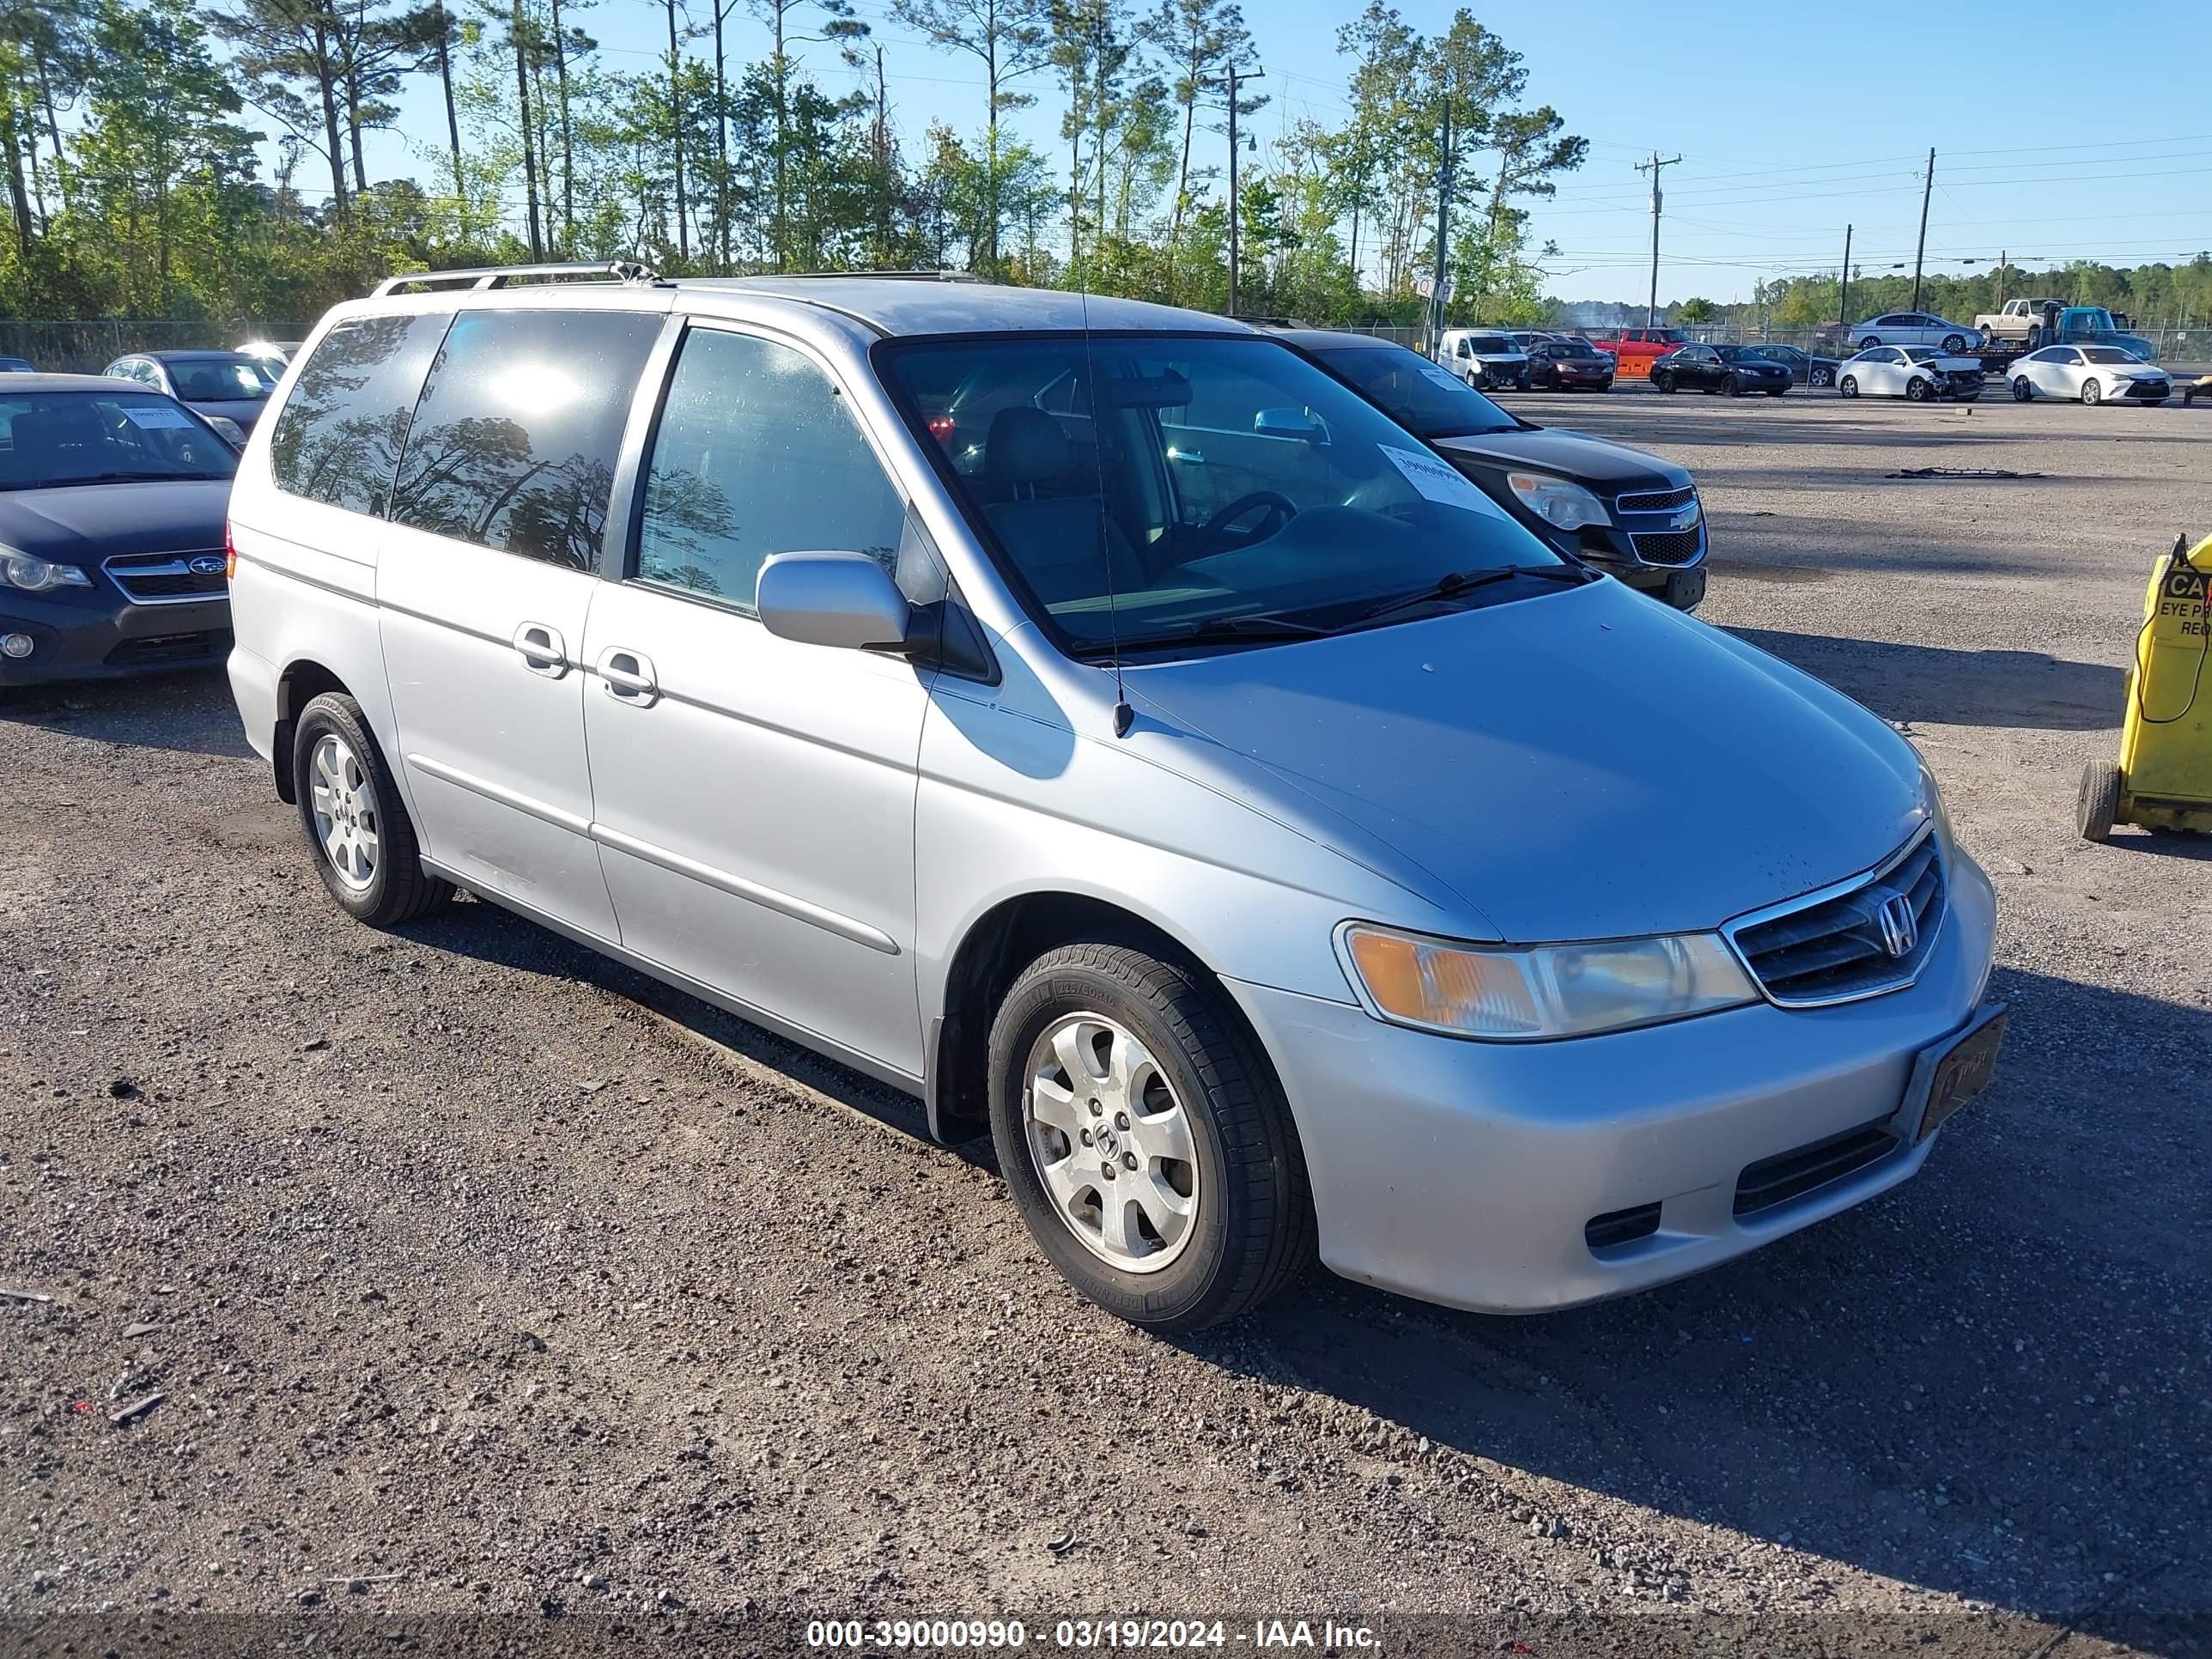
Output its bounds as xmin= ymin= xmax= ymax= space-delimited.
xmin=1875 ymin=893 xmax=1917 ymax=959
xmin=187 ymin=556 xmax=226 ymax=575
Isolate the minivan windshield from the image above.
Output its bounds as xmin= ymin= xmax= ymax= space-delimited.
xmin=1305 ymin=343 xmax=1521 ymax=440
xmin=0 ymin=391 xmax=239 ymax=489
xmin=882 ymin=333 xmax=1569 ymax=653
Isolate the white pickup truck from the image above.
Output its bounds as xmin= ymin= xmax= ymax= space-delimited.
xmin=1973 ymin=299 xmax=2064 ymax=348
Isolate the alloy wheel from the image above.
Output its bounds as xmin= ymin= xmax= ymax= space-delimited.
xmin=1024 ymin=1012 xmax=1200 ymax=1273
xmin=308 ymin=732 xmax=380 ymax=891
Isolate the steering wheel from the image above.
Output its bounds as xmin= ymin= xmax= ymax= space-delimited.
xmin=1195 ymin=490 xmax=1297 ymax=554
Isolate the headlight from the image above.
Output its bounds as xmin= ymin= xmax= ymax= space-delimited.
xmin=1505 ymin=472 xmax=1610 ymax=532
xmin=1920 ymin=764 xmax=1954 ymax=856
xmin=204 ymin=415 xmax=246 ymax=445
xmin=1338 ymin=922 xmax=1758 ymax=1041
xmin=1 ymin=549 xmax=93 ymax=592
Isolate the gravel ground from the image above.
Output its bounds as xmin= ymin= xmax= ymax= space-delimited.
xmin=3 ymin=391 xmax=2208 ymax=1657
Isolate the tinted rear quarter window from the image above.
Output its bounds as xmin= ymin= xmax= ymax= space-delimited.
xmin=387 ymin=308 xmax=662 ymax=569
xmin=270 ymin=313 xmax=451 ymax=514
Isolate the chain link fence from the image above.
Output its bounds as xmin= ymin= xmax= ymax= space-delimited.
xmin=0 ymin=320 xmax=309 ymax=374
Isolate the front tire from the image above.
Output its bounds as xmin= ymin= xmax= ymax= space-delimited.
xmin=1905 ymin=376 xmax=1932 ymax=402
xmin=291 ymin=693 xmax=453 ymax=927
xmin=2081 ymin=379 xmax=2102 ymax=405
xmin=1724 ymin=374 xmax=1744 ymax=397
xmin=1838 ymin=374 xmax=1859 ymax=398
xmin=1979 ymin=326 xmax=1997 ymax=349
xmin=988 ymin=943 xmax=1314 ymax=1334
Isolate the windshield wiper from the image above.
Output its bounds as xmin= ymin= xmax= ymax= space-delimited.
xmin=1172 ymin=614 xmax=1335 ymax=642
xmin=72 ymin=470 xmax=216 ymax=484
xmin=1358 ymin=563 xmax=1592 ymax=623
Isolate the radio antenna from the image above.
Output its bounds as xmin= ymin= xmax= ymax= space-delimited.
xmin=1077 ymin=284 xmax=1134 ymax=737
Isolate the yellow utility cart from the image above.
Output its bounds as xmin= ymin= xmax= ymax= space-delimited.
xmin=2080 ymin=532 xmax=2212 ymax=841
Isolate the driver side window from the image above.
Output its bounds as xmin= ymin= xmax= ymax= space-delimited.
xmin=634 ymin=328 xmax=906 ymax=614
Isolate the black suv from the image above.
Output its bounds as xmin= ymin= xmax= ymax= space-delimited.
xmin=1274 ymin=330 xmax=1706 ymax=611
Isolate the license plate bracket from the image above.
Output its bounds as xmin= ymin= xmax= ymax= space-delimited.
xmin=1901 ymin=1003 xmax=2007 ymax=1143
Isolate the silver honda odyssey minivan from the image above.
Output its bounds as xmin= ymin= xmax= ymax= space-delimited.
xmin=226 ymin=265 xmax=2002 ymax=1333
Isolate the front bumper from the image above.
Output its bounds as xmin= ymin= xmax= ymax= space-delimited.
xmin=1565 ymin=492 xmax=1708 ymax=610
xmin=0 ymin=590 xmax=233 ymax=686
xmin=1225 ymin=847 xmax=1996 ymax=1315
xmin=2113 ymin=378 xmax=2171 ymax=403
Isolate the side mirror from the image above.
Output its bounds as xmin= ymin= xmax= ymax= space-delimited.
xmin=756 ymin=551 xmax=918 ymax=654
xmin=1255 ymin=406 xmax=1328 ymax=446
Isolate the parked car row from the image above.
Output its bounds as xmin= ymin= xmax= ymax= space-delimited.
xmin=1435 ymin=328 xmax=1621 ymax=392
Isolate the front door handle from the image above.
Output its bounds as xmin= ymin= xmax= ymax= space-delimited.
xmin=513 ymin=621 xmax=569 ymax=678
xmin=594 ymin=647 xmax=660 ymax=708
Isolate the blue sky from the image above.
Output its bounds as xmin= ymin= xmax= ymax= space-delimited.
xmin=359 ymin=0 xmax=2212 ymax=305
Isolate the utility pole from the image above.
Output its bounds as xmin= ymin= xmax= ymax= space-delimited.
xmin=1636 ymin=151 xmax=1680 ymax=328
xmin=1910 ymin=148 xmax=1935 ymax=313
xmin=1838 ymin=222 xmax=1852 ymax=341
xmin=1996 ymin=247 xmax=2006 ymax=310
xmin=1429 ymin=89 xmax=1452 ymax=353
xmin=666 ymin=0 xmax=688 ymax=263
xmin=1203 ymin=62 xmax=1261 ymax=318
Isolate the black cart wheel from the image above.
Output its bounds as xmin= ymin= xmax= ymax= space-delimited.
xmin=2076 ymin=761 xmax=2123 ymax=843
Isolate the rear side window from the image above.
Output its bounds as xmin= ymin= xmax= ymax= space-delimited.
xmin=634 ymin=327 xmax=905 ymax=612
xmin=387 ymin=309 xmax=662 ymax=570
xmin=270 ymin=313 xmax=449 ymax=515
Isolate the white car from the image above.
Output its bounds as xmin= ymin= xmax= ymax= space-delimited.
xmin=1847 ymin=312 xmax=1978 ymax=353
xmin=2007 ymin=345 xmax=2172 ymax=406
xmin=1837 ymin=345 xmax=1986 ymax=402
xmin=1436 ymin=329 xmax=1530 ymax=391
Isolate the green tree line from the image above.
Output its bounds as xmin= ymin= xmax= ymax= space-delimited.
xmin=0 ymin=0 xmax=1589 ymax=330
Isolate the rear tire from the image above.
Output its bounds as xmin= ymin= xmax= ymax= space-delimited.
xmin=1838 ymin=374 xmax=1858 ymax=398
xmin=2076 ymin=761 xmax=2122 ymax=843
xmin=1811 ymin=367 xmax=1832 ymax=387
xmin=988 ymin=944 xmax=1315 ymax=1334
xmin=2013 ymin=376 xmax=2033 ymax=402
xmin=291 ymin=692 xmax=453 ymax=927
xmin=1765 ymin=386 xmax=1788 ymax=397
xmin=1941 ymin=333 xmax=1967 ymax=353
xmin=1860 ymin=335 xmax=1881 ymax=349
xmin=1653 ymin=371 xmax=1675 ymax=392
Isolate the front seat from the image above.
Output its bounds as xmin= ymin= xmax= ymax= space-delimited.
xmin=980 ymin=406 xmax=1147 ymax=607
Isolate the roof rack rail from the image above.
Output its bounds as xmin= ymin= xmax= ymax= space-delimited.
xmin=370 ymin=259 xmax=663 ymax=298
xmin=757 ymin=269 xmax=990 ymax=284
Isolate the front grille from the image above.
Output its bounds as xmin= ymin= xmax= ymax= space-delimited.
xmin=1729 ymin=829 xmax=1945 ymax=1006
xmin=1616 ymin=484 xmax=1695 ymax=514
xmin=1735 ymin=1122 xmax=1900 ymax=1217
xmin=104 ymin=551 xmax=228 ymax=605
xmin=2122 ymin=380 xmax=2167 ymax=400
xmin=1942 ymin=372 xmax=1985 ymax=392
xmin=105 ymin=629 xmax=232 ymax=667
xmin=1631 ymin=529 xmax=1703 ymax=565
xmin=1584 ymin=1202 xmax=1662 ymax=1252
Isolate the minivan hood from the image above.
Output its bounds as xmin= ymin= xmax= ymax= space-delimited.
xmin=1125 ymin=580 xmax=1925 ymax=942
xmin=1432 ymin=428 xmax=1686 ymax=493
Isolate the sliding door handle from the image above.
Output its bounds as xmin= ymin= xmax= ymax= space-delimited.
xmin=512 ymin=622 xmax=569 ymax=677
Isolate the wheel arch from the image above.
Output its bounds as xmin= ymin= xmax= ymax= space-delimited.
xmin=925 ymin=890 xmax=1272 ymax=1146
xmin=270 ymin=657 xmax=355 ymax=803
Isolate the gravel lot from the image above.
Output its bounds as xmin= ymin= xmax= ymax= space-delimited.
xmin=3 ymin=390 xmax=2208 ymax=1656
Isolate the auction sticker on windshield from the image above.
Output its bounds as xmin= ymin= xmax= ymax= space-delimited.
xmin=1413 ymin=357 xmax=1472 ymax=392
xmin=1380 ymin=445 xmax=1502 ymax=515
xmin=122 ymin=405 xmax=197 ymax=429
